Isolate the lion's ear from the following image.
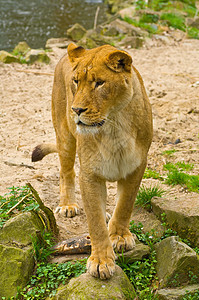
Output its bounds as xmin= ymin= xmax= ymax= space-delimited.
xmin=67 ymin=43 xmax=86 ymax=63
xmin=105 ymin=50 xmax=132 ymax=72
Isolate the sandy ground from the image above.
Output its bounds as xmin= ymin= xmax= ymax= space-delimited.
xmin=0 ymin=39 xmax=199 ymax=243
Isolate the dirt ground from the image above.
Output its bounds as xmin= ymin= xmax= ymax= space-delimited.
xmin=0 ymin=39 xmax=199 ymax=243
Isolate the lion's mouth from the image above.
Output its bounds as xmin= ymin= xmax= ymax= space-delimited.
xmin=77 ymin=120 xmax=105 ymax=127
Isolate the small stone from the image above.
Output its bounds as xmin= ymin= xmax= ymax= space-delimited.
xmin=187 ymin=17 xmax=199 ymax=29
xmin=66 ymin=23 xmax=87 ymax=41
xmin=45 ymin=38 xmax=70 ymax=49
xmin=13 ymin=41 xmax=30 ymax=54
xmin=25 ymin=49 xmax=50 ymax=64
xmin=116 ymin=242 xmax=150 ymax=263
xmin=118 ymin=36 xmax=144 ymax=48
xmin=0 ymin=50 xmax=20 ymax=63
xmin=156 ymin=284 xmax=199 ymax=300
xmin=118 ymin=6 xmax=136 ymax=19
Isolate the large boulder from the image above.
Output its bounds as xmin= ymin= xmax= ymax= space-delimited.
xmin=0 ymin=212 xmax=44 ymax=298
xmin=155 ymin=236 xmax=199 ymax=288
xmin=151 ymin=196 xmax=199 ymax=246
xmin=0 ymin=51 xmax=20 ymax=63
xmin=49 ymin=265 xmax=136 ymax=299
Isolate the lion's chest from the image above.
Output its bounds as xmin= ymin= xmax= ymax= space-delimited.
xmin=96 ymin=133 xmax=141 ymax=181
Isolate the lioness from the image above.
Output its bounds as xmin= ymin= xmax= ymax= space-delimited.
xmin=32 ymin=43 xmax=153 ymax=279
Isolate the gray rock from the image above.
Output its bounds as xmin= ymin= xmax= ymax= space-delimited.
xmin=13 ymin=41 xmax=30 ymax=54
xmin=118 ymin=36 xmax=144 ymax=48
xmin=151 ymin=196 xmax=199 ymax=246
xmin=0 ymin=50 xmax=20 ymax=63
xmin=49 ymin=265 xmax=136 ymax=299
xmin=118 ymin=6 xmax=136 ymax=19
xmin=156 ymin=284 xmax=199 ymax=300
xmin=104 ymin=19 xmax=147 ymax=37
xmin=187 ymin=17 xmax=199 ymax=29
xmin=45 ymin=38 xmax=70 ymax=49
xmin=25 ymin=49 xmax=50 ymax=64
xmin=155 ymin=236 xmax=199 ymax=288
xmin=0 ymin=212 xmax=44 ymax=298
xmin=66 ymin=23 xmax=87 ymax=41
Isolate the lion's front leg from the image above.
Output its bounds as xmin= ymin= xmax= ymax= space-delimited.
xmin=108 ymin=162 xmax=146 ymax=252
xmin=79 ymin=172 xmax=115 ymax=279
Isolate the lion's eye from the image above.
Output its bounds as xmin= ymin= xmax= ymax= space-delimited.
xmin=73 ymin=79 xmax=78 ymax=85
xmin=95 ymin=80 xmax=105 ymax=89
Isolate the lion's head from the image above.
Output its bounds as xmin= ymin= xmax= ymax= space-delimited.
xmin=67 ymin=43 xmax=133 ymax=134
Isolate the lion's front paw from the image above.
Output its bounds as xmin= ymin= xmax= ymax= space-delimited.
xmin=110 ymin=233 xmax=135 ymax=252
xmin=54 ymin=203 xmax=80 ymax=217
xmin=87 ymin=255 xmax=115 ymax=280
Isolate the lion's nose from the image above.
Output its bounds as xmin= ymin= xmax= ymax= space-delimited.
xmin=72 ymin=107 xmax=87 ymax=116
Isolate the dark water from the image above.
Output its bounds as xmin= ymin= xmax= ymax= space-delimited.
xmin=0 ymin=0 xmax=108 ymax=51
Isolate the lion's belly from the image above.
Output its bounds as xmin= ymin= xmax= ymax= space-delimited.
xmin=96 ymin=137 xmax=141 ymax=181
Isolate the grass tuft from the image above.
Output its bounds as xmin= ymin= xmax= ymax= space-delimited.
xmin=135 ymin=185 xmax=166 ymax=211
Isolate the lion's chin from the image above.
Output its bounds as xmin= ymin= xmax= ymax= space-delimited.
xmin=76 ymin=120 xmax=105 ymax=135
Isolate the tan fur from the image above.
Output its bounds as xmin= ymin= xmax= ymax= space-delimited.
xmin=32 ymin=43 xmax=153 ymax=279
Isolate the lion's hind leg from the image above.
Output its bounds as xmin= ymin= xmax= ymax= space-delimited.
xmin=55 ymin=131 xmax=80 ymax=218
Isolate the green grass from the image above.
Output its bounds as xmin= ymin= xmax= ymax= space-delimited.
xmin=165 ymin=169 xmax=199 ymax=192
xmin=139 ymin=13 xmax=159 ymax=23
xmin=160 ymin=12 xmax=186 ymax=30
xmin=187 ymin=27 xmax=199 ymax=39
xmin=164 ymin=161 xmax=194 ymax=172
xmin=143 ymin=168 xmax=164 ymax=180
xmin=135 ymin=185 xmax=166 ymax=211
xmin=123 ymin=16 xmax=159 ymax=34
xmin=163 ymin=162 xmax=199 ymax=193
xmin=161 ymin=149 xmax=177 ymax=156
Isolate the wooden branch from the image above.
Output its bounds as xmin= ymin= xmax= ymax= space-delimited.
xmin=16 ymin=69 xmax=54 ymax=76
xmin=27 ymin=183 xmax=59 ymax=236
xmin=6 ymin=194 xmax=31 ymax=215
xmin=4 ymin=161 xmax=35 ymax=169
xmin=93 ymin=6 xmax=100 ymax=30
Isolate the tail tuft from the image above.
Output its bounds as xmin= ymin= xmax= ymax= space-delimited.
xmin=32 ymin=145 xmax=45 ymax=162
xmin=31 ymin=143 xmax=58 ymax=162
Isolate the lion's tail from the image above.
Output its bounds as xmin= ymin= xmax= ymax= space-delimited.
xmin=32 ymin=143 xmax=58 ymax=162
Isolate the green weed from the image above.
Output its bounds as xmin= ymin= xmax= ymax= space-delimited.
xmin=183 ymin=289 xmax=199 ymax=299
xmin=135 ymin=185 xmax=166 ymax=211
xmin=16 ymin=260 xmax=87 ymax=299
xmin=0 ymin=186 xmax=39 ymax=228
xmin=31 ymin=231 xmax=55 ymax=263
